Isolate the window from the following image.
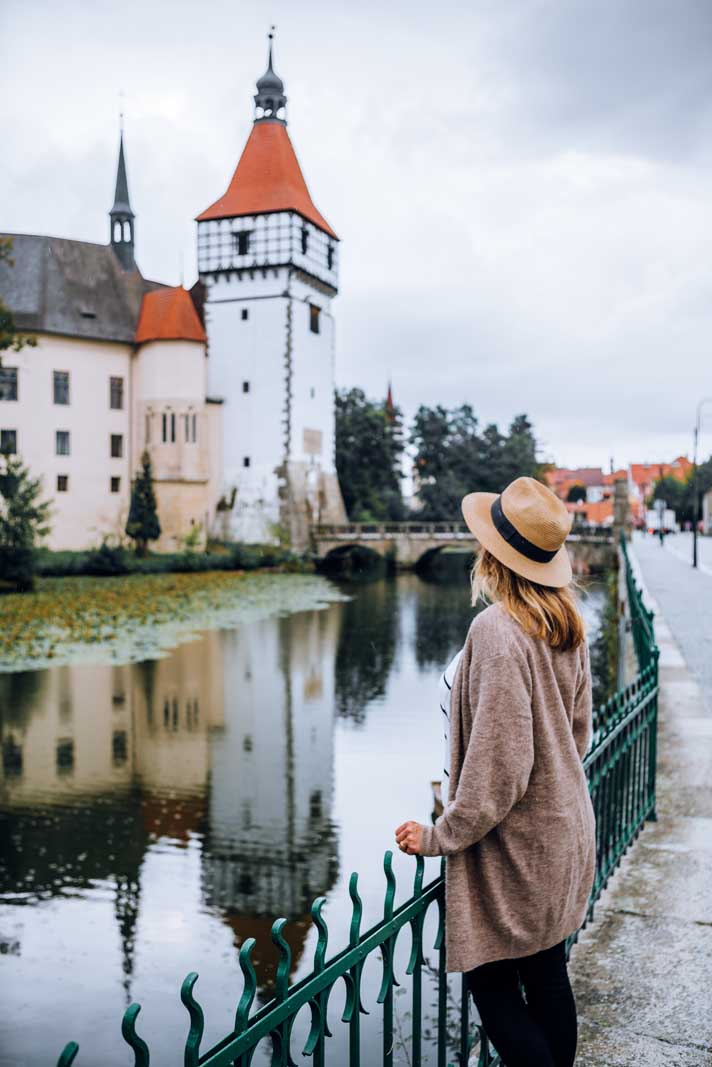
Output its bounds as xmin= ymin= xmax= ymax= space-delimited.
xmin=310 ymin=790 xmax=323 ymax=820
xmin=53 ymin=370 xmax=70 ymax=405
xmin=109 ymin=376 xmax=124 ymax=410
xmin=0 ymin=367 xmax=18 ymax=401
xmin=301 ymin=225 xmax=309 ymax=255
xmin=162 ymin=412 xmax=176 ymax=444
xmin=234 ymin=231 xmax=251 ymax=256
xmin=112 ymin=730 xmax=128 ymax=766
xmin=110 ymin=434 xmax=123 ymax=458
xmin=327 ymin=243 xmax=334 ymax=271
xmin=57 ymin=474 xmax=68 ymax=492
xmin=56 ymin=430 xmax=70 ymax=456
xmin=242 ymin=380 xmax=250 ymax=394
xmin=56 ymin=738 xmax=74 ymax=774
xmin=309 ymin=304 xmax=321 ymax=334
xmin=310 ymin=386 xmax=315 ymax=399
xmin=243 ymin=456 xmax=250 ymax=468
xmin=145 ymin=412 xmax=151 ymax=443
xmin=241 ymin=308 xmax=249 ymax=321
xmin=2 ymin=737 xmax=22 ymax=777
xmin=110 ymin=476 xmax=121 ymax=493
xmin=183 ymin=413 xmax=190 ymax=442
xmin=191 ymin=413 xmax=197 ymax=442
xmin=1 ymin=429 xmax=17 ymax=453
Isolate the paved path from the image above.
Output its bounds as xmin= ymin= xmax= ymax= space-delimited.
xmin=632 ymin=530 xmax=712 ymax=714
xmin=569 ymin=536 xmax=712 ymax=1066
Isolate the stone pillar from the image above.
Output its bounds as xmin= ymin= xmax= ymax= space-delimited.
xmin=613 ymin=477 xmax=631 ymax=542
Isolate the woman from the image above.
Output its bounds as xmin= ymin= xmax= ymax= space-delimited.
xmin=395 ymin=476 xmax=596 ymax=1067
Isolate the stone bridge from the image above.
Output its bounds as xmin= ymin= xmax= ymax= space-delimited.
xmin=312 ymin=521 xmax=616 ymax=572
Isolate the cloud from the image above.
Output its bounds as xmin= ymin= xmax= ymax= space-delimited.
xmin=1 ymin=0 xmax=711 ymax=469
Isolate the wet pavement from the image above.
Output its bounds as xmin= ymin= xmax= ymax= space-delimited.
xmin=569 ymin=536 xmax=712 ymax=1066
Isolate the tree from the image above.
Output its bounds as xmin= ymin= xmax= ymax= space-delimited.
xmin=335 ymin=388 xmax=405 ymax=521
xmin=409 ymin=406 xmax=543 ymax=520
xmin=567 ymin=484 xmax=587 ymax=503
xmin=0 ymin=447 xmax=51 ymax=591
xmin=0 ymin=237 xmax=37 ymax=361
xmin=650 ymin=463 xmax=712 ymax=526
xmin=126 ymin=451 xmax=161 ymax=555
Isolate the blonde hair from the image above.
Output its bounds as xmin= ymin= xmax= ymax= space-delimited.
xmin=471 ymin=548 xmax=585 ymax=651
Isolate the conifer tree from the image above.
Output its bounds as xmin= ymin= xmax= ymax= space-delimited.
xmin=0 ymin=447 xmax=51 ymax=591
xmin=126 ymin=451 xmax=161 ymax=556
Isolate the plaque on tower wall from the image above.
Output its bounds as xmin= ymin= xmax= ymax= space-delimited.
xmin=303 ymin=428 xmax=323 ymax=456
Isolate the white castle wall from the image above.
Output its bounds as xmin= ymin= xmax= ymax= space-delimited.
xmin=203 ymin=258 xmax=343 ymax=545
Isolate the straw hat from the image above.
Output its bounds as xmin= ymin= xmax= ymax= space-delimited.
xmin=461 ymin=476 xmax=573 ymax=588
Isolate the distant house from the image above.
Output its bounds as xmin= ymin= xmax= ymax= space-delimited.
xmin=703 ymin=488 xmax=712 ymax=535
xmin=628 ymin=456 xmax=692 ymax=504
xmin=565 ymin=499 xmax=614 ymax=526
xmin=545 ymin=467 xmax=606 ymax=503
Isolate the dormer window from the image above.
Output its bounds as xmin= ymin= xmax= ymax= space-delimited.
xmin=301 ymin=226 xmax=309 ymax=255
xmin=234 ymin=231 xmax=251 ymax=256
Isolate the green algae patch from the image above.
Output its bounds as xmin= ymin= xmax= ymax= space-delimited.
xmin=0 ymin=570 xmax=349 ymax=672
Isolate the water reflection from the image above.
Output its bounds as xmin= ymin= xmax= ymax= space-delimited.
xmin=0 ymin=569 xmax=610 ymax=1065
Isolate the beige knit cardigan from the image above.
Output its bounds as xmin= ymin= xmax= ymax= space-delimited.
xmin=420 ymin=602 xmax=597 ymax=973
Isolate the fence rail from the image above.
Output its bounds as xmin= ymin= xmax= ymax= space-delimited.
xmin=56 ymin=533 xmax=657 ymax=1067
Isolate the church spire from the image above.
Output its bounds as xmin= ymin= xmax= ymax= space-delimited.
xmin=254 ymin=27 xmax=287 ymax=124
xmin=110 ymin=130 xmax=136 ymax=271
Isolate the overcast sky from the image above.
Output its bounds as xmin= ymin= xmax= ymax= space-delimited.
xmin=2 ymin=0 xmax=712 ymax=470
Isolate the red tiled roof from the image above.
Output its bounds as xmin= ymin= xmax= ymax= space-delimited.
xmin=629 ymin=457 xmax=691 ymax=488
xmin=602 ymin=468 xmax=628 ymax=485
xmin=135 ymin=287 xmax=207 ymax=344
xmin=195 ymin=121 xmax=337 ymax=239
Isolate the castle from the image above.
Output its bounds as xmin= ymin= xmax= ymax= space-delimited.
xmin=0 ymin=38 xmax=346 ymax=552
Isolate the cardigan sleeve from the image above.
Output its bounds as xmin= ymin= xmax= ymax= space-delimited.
xmin=420 ymin=644 xmax=535 ymax=857
xmin=572 ymin=640 xmax=593 ymax=761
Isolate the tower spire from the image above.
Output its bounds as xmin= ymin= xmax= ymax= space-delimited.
xmin=110 ymin=129 xmax=136 ymax=271
xmin=254 ymin=26 xmax=287 ymax=124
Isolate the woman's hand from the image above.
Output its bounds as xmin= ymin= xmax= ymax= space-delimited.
xmin=395 ymin=820 xmax=425 ymax=855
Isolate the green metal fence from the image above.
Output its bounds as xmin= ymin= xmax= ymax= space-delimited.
xmin=56 ymin=537 xmax=659 ymax=1067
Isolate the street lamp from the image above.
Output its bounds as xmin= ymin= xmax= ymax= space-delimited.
xmin=692 ymin=397 xmax=712 ymax=568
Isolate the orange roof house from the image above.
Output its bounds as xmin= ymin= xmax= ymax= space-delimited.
xmin=545 ymin=467 xmax=605 ymax=501
xmin=566 ymin=499 xmax=615 ymax=525
xmin=196 ymin=121 xmax=337 ymax=239
xmin=629 ymin=456 xmax=692 ymax=499
xmin=134 ymin=286 xmax=207 ymax=345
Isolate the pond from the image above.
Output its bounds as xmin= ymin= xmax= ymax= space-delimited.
xmin=0 ymin=561 xmax=612 ymax=1065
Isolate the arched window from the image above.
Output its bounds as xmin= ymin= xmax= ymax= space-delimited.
xmin=113 ymin=220 xmax=122 ymax=242
xmin=123 ymin=220 xmax=131 ymax=242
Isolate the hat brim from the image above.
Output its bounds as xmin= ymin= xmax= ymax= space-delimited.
xmin=461 ymin=492 xmax=573 ymax=589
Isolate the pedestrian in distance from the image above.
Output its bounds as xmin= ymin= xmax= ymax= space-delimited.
xmin=395 ymin=476 xmax=596 ymax=1067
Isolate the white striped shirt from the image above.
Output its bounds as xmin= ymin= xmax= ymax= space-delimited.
xmin=439 ymin=647 xmax=463 ymax=795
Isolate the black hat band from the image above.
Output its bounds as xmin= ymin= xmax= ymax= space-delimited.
xmin=490 ymin=496 xmax=559 ymax=564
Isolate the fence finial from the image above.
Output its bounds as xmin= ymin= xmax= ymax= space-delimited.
xmin=57 ymin=1041 xmax=79 ymax=1067
xmin=311 ymin=896 xmax=329 ymax=972
xmin=121 ymin=1003 xmax=150 ymax=1067
xmin=383 ymin=849 xmax=396 ymax=921
xmin=271 ymin=918 xmax=292 ymax=1001
xmin=235 ymin=938 xmax=257 ymax=1034
xmin=181 ymin=971 xmax=204 ymax=1067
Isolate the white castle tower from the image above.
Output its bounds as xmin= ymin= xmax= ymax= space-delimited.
xmin=196 ymin=36 xmax=347 ymax=549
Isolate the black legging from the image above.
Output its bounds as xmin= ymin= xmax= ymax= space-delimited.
xmin=464 ymin=939 xmax=578 ymax=1067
